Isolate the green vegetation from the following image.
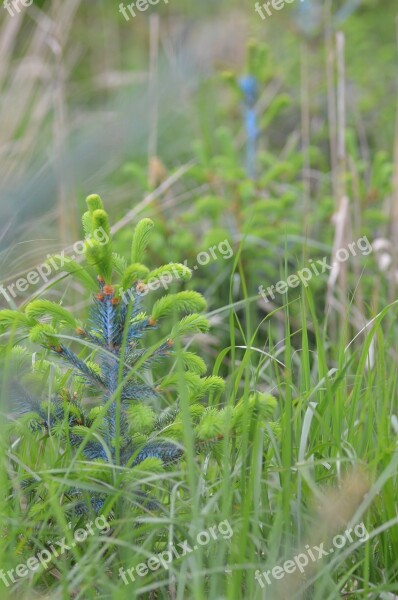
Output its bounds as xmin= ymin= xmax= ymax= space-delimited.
xmin=0 ymin=1 xmax=397 ymax=599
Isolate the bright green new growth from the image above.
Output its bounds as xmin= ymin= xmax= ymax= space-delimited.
xmin=25 ymin=300 xmax=79 ymax=329
xmin=151 ymin=291 xmax=206 ymax=320
xmin=131 ymin=217 xmax=154 ymax=263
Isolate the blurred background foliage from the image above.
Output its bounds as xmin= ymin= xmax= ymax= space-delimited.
xmin=0 ymin=0 xmax=397 ymax=347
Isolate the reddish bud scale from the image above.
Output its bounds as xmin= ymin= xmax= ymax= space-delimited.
xmin=136 ymin=282 xmax=147 ymax=293
xmin=96 ymin=293 xmax=104 ymax=302
xmin=111 ymin=297 xmax=120 ymax=306
xmin=166 ymin=339 xmax=174 ymax=347
xmin=103 ymin=285 xmax=115 ymax=296
xmin=76 ymin=327 xmax=85 ymax=336
xmin=148 ymin=318 xmax=157 ymax=327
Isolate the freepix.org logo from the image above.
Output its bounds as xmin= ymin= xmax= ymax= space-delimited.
xmin=255 ymin=0 xmax=304 ymax=21
xmin=119 ymin=520 xmax=233 ymax=584
xmin=258 ymin=236 xmax=373 ymax=303
xmin=119 ymin=0 xmax=169 ymax=21
xmin=3 ymin=0 xmax=33 ymax=16
xmin=255 ymin=522 xmax=370 ymax=588
xmin=0 ymin=226 xmax=110 ymax=304
xmin=0 ymin=516 xmax=110 ymax=588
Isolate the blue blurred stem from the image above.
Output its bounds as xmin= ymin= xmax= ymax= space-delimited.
xmin=239 ymin=76 xmax=259 ymax=179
